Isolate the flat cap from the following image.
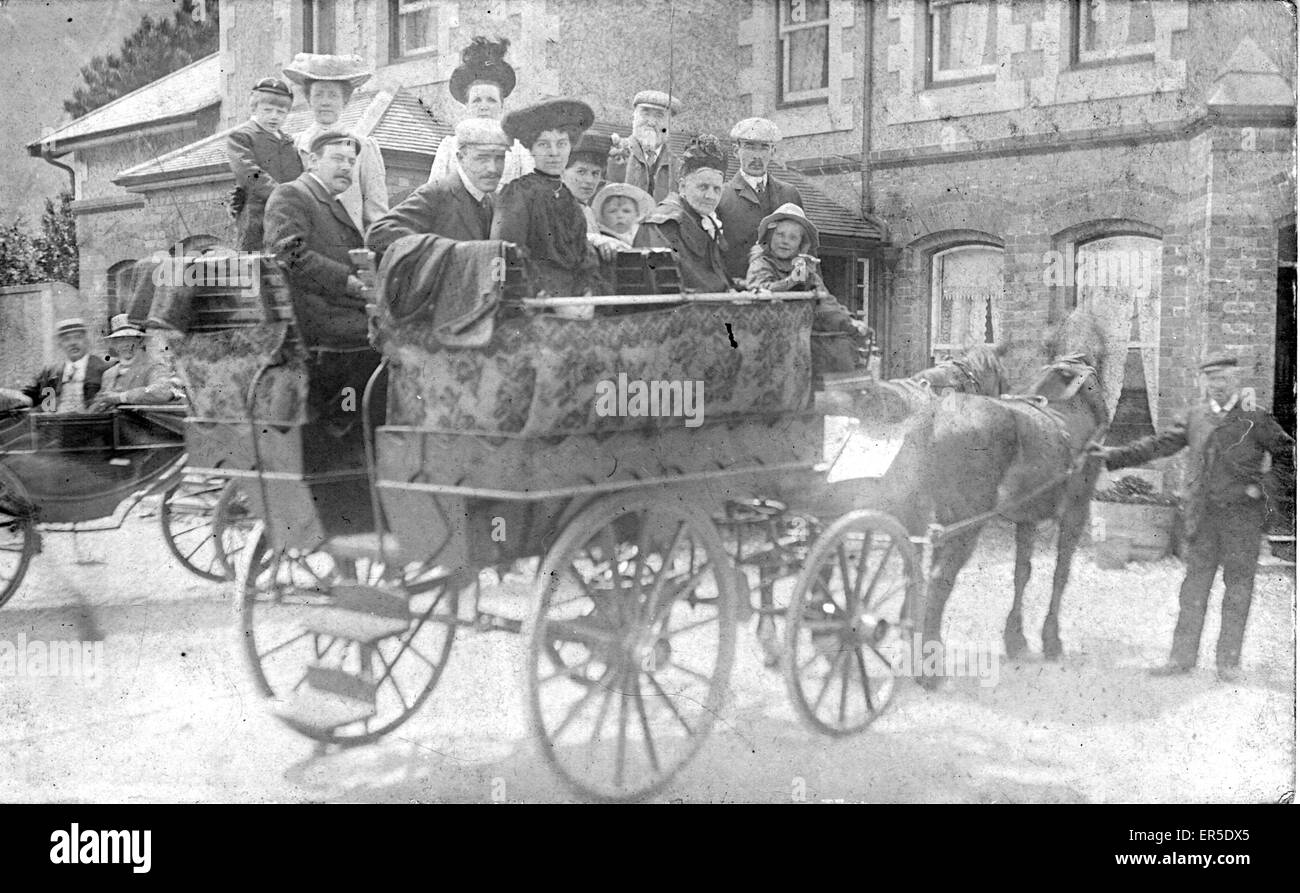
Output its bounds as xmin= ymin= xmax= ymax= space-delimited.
xmin=730 ymin=117 xmax=780 ymax=144
xmin=633 ymin=90 xmax=682 ymax=114
xmin=307 ymin=130 xmax=361 ymax=156
xmin=1199 ymin=354 xmax=1240 ymax=373
xmin=455 ymin=118 xmax=510 ymax=149
xmin=251 ymin=77 xmax=293 ymax=99
xmin=55 ymin=317 xmax=87 ymax=335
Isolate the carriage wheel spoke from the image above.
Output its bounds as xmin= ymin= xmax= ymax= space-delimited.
xmin=614 ymin=678 xmax=631 ymax=788
xmin=632 ymin=672 xmax=660 ymax=775
xmin=854 ymin=646 xmax=875 ymax=714
xmin=659 ymin=613 xmax=721 ymax=642
xmin=644 ymin=672 xmax=693 ymax=735
xmin=836 ymin=543 xmax=854 ymax=610
xmin=642 ymin=521 xmax=687 ymax=624
xmin=837 ymin=650 xmax=851 ymax=724
xmin=257 ymin=629 xmax=312 ymax=661
xmin=811 ymin=651 xmax=843 ymax=714
xmin=549 ymin=673 xmax=607 ymax=743
xmin=667 ymin=660 xmax=714 ymax=686
xmin=539 ymin=654 xmax=596 ymax=686
xmin=859 ymin=541 xmax=896 ymax=609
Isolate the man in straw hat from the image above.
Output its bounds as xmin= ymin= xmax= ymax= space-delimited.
xmin=428 ymin=36 xmax=533 ymax=188
xmin=607 ymin=90 xmax=682 ymax=203
xmin=86 ymin=315 xmax=176 ymax=410
xmin=1094 ymin=353 xmax=1295 ymax=684
xmin=283 ymin=53 xmax=389 ymax=236
xmin=0 ymin=318 xmax=113 ymax=413
xmin=717 ymin=116 xmax=803 ymax=284
xmin=634 ymin=135 xmax=733 ymax=293
xmin=367 ymin=118 xmax=509 ymax=257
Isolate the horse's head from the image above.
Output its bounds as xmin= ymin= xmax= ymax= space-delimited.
xmin=910 ymin=342 xmax=1009 ymax=397
xmin=1029 ymin=355 xmax=1108 ymax=428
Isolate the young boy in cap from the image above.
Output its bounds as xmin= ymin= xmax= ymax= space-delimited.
xmin=86 ymin=315 xmax=176 ymax=410
xmin=0 ymin=318 xmax=112 ymax=413
xmin=607 ymin=90 xmax=682 ymax=202
xmin=717 ymin=116 xmax=803 ymax=284
xmin=226 ymin=77 xmax=303 ymax=252
xmin=1094 ymin=354 xmax=1295 ymax=684
xmin=492 ymin=99 xmax=602 ymax=298
xmin=633 ymin=135 xmax=733 ymax=293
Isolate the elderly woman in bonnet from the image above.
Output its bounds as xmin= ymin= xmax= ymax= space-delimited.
xmin=283 ymin=53 xmax=389 ymax=235
xmin=491 ymin=98 xmax=601 ymax=300
xmin=428 ymin=37 xmax=533 ymax=188
xmin=633 ymin=135 xmax=733 ymax=293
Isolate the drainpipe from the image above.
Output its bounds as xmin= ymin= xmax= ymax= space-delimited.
xmin=37 ymin=144 xmax=76 ymax=196
xmin=860 ymin=0 xmax=873 ymax=219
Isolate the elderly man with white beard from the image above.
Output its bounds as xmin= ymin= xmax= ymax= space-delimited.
xmin=606 ymin=90 xmax=682 ymax=203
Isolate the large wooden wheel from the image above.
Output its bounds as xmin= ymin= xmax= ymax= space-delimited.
xmin=236 ymin=523 xmax=460 ymax=746
xmin=0 ymin=465 xmax=36 ymax=609
xmin=525 ymin=492 xmax=738 ymax=802
xmin=783 ymin=510 xmax=920 ymax=737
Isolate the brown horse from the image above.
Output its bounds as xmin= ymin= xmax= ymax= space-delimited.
xmin=917 ymin=310 xmax=1110 ymax=686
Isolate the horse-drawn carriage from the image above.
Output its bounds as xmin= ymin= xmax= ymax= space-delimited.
xmin=152 ymin=240 xmax=936 ymax=801
xmin=0 ymin=400 xmax=248 ymax=607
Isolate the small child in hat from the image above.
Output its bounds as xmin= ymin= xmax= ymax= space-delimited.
xmin=593 ymin=183 xmax=654 ymax=246
xmin=226 ymin=77 xmax=303 ymax=252
xmin=747 ymin=203 xmax=869 ymax=375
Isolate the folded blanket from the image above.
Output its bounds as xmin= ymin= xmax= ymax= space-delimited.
xmin=375 ymin=234 xmax=503 ymax=348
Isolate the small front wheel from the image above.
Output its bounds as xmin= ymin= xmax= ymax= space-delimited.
xmin=0 ymin=466 xmax=36 ymax=609
xmin=783 ymin=510 xmax=920 ymax=737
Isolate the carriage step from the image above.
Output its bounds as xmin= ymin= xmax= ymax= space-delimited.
xmin=298 ymin=584 xmax=412 ymax=642
xmin=274 ymin=667 xmax=377 ymax=732
xmin=321 ymin=532 xmax=406 ymax=562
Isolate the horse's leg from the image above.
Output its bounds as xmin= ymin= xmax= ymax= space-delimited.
xmin=1004 ymin=522 xmax=1035 ymax=658
xmin=918 ymin=525 xmax=984 ymax=691
xmin=1042 ymin=498 xmax=1092 ymax=661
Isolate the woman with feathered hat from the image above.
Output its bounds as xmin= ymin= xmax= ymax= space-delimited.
xmin=427 ymin=37 xmax=534 ymax=189
xmin=283 ymin=53 xmax=389 ymax=236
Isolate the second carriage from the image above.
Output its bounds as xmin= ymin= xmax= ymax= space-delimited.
xmin=170 ymin=245 xmax=922 ymax=801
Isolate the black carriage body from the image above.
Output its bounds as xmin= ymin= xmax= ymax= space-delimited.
xmin=0 ymin=407 xmax=185 ymax=523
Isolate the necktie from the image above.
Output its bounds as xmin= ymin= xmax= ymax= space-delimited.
xmin=478 ymin=196 xmax=492 ymax=235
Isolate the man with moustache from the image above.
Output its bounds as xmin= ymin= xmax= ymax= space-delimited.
xmin=0 ymin=318 xmax=112 ymax=413
xmin=716 ymin=117 xmax=803 ymax=285
xmin=366 ymin=118 xmax=510 ymax=257
xmin=264 ymin=131 xmax=378 ymax=446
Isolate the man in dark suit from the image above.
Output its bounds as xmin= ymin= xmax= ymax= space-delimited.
xmin=716 ymin=117 xmax=803 ymax=285
xmin=1096 ymin=355 xmax=1295 ymax=684
xmin=226 ymin=77 xmax=303 ymax=252
xmin=264 ymin=131 xmax=378 ymax=446
xmin=0 ymin=318 xmax=113 ymax=413
xmin=365 ymin=118 xmax=508 ymax=257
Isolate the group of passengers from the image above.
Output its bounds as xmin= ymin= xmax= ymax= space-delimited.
xmin=230 ymin=37 xmax=868 ymax=341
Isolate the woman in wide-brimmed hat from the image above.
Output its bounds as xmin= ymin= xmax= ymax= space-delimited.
xmin=86 ymin=314 xmax=176 ymax=410
xmin=283 ymin=53 xmax=388 ymax=235
xmin=491 ymin=98 xmax=602 ymax=299
xmin=427 ymin=37 xmax=533 ymax=189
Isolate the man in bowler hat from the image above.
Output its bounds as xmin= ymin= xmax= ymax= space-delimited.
xmin=1095 ymin=354 xmax=1294 ymax=683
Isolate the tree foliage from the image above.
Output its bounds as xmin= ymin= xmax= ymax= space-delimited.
xmin=0 ymin=192 xmax=78 ymax=288
xmin=63 ymin=0 xmax=220 ymax=120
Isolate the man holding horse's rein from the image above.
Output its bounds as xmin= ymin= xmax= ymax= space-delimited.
xmin=1093 ymin=355 xmax=1294 ymax=684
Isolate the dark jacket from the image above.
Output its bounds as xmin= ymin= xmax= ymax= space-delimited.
xmin=226 ymin=120 xmax=303 ymax=252
xmin=716 ymin=172 xmax=802 ymax=283
xmin=490 ymin=171 xmax=598 ymax=297
xmin=633 ymin=194 xmax=732 ymax=294
xmin=366 ymin=172 xmax=493 ymax=257
xmin=22 ymin=355 xmax=113 ymax=410
xmin=606 ymin=140 xmax=675 ymax=203
xmin=264 ymin=173 xmax=368 ymax=349
xmin=1105 ymin=399 xmax=1295 ymax=537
